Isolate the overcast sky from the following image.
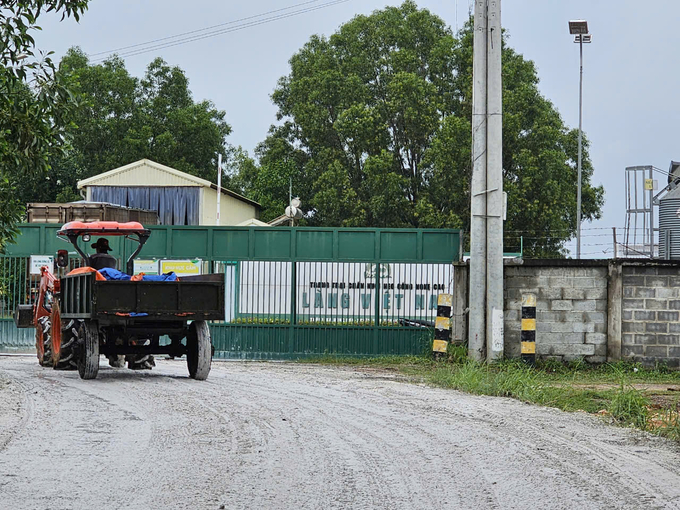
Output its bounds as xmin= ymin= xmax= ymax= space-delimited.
xmin=32 ymin=0 xmax=680 ymax=256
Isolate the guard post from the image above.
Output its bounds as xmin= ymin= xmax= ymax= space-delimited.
xmin=433 ymin=293 xmax=453 ymax=355
xmin=521 ymin=293 xmax=537 ymax=364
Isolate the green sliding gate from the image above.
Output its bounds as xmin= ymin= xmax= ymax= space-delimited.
xmin=1 ymin=225 xmax=461 ymax=359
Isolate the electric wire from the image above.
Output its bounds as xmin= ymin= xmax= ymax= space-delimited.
xmin=653 ymin=166 xmax=673 ymax=177
xmin=87 ymin=0 xmax=324 ymax=57
xmin=504 ymin=227 xmax=632 ymax=234
xmin=501 ymin=225 xmax=657 ymax=259
xmin=89 ymin=0 xmax=350 ymax=62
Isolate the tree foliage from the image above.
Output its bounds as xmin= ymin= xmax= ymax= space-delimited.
xmin=244 ymin=1 xmax=604 ymax=256
xmin=229 ymin=127 xmax=312 ymax=223
xmin=0 ymin=0 xmax=89 ymax=251
xmin=19 ymin=49 xmax=233 ymax=206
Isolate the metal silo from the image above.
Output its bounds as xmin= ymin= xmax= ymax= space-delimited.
xmin=659 ymin=186 xmax=680 ymax=259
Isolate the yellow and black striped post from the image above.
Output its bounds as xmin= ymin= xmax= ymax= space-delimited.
xmin=521 ymin=293 xmax=536 ymax=364
xmin=432 ymin=294 xmax=452 ymax=355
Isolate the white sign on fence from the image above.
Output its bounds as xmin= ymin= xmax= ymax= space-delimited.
xmin=133 ymin=259 xmax=159 ymax=275
xmin=235 ymin=261 xmax=453 ymax=321
xmin=296 ymin=262 xmax=452 ymax=318
xmin=29 ymin=255 xmax=54 ymax=275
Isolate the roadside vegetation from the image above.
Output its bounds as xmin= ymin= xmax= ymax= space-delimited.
xmin=302 ymin=346 xmax=680 ymax=441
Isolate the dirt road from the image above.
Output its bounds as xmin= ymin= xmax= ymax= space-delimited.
xmin=1 ymin=357 xmax=680 ymax=509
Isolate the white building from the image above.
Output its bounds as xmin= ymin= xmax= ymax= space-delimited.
xmin=77 ymin=159 xmax=261 ymax=226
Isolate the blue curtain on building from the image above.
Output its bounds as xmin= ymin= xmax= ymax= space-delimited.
xmin=89 ymin=186 xmax=200 ymax=225
xmin=186 ymin=187 xmax=199 ymax=225
xmin=158 ymin=188 xmax=174 ymax=225
xmin=126 ymin=187 xmax=150 ymax=209
xmin=172 ymin=187 xmax=187 ymax=225
xmin=92 ymin=186 xmax=127 ymax=207
xmin=148 ymin=188 xmax=164 ymax=223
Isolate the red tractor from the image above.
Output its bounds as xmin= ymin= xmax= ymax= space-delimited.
xmin=14 ymin=221 xmax=225 ymax=380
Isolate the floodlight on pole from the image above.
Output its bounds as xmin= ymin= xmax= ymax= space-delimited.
xmin=568 ymin=19 xmax=591 ymax=259
xmin=569 ymin=20 xmax=588 ymax=35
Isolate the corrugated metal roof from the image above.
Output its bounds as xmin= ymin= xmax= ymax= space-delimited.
xmin=78 ymin=159 xmax=209 ymax=188
xmin=662 ymin=185 xmax=680 ymax=200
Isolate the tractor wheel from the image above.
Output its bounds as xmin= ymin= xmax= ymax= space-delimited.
xmin=77 ymin=320 xmax=100 ymax=380
xmin=107 ymin=355 xmax=126 ymax=368
xmin=52 ymin=308 xmax=77 ymax=371
xmin=126 ymin=354 xmax=155 ymax=370
xmin=35 ymin=317 xmax=52 ymax=367
xmin=186 ymin=321 xmax=211 ymax=380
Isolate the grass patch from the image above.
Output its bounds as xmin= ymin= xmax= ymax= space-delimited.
xmin=608 ymin=382 xmax=649 ymax=429
xmin=425 ymin=361 xmax=613 ymax=414
xmin=650 ymin=409 xmax=680 ymax=441
xmin=536 ymin=358 xmax=680 ymax=384
xmin=302 ymin=350 xmax=680 ymax=439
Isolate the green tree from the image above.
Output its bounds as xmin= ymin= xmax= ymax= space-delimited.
xmin=0 ymin=0 xmax=90 ymax=251
xmin=251 ymin=125 xmax=314 ymax=222
xmin=22 ymin=49 xmax=234 ymax=204
xmin=248 ymin=1 xmax=604 ymax=256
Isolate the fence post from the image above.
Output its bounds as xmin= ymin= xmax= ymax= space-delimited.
xmin=374 ymin=263 xmax=381 ymax=356
xmin=289 ymin=261 xmax=296 ymax=355
xmin=289 ymin=228 xmax=297 ymax=355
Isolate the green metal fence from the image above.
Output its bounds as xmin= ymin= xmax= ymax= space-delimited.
xmin=212 ymin=260 xmax=451 ymax=359
xmin=1 ymin=225 xmax=461 ymax=358
xmin=0 ymin=256 xmax=33 ymax=351
xmin=0 ymin=255 xmax=97 ymax=352
xmin=5 ymin=224 xmax=461 ymax=262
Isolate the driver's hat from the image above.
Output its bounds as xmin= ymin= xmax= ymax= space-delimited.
xmin=91 ymin=238 xmax=112 ymax=252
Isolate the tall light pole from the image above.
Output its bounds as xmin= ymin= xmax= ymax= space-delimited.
xmin=569 ymin=20 xmax=591 ymax=259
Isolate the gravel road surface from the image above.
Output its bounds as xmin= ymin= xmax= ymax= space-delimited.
xmin=1 ymin=356 xmax=680 ymax=509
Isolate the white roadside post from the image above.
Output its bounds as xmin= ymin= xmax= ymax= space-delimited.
xmin=468 ymin=0 xmax=488 ymax=361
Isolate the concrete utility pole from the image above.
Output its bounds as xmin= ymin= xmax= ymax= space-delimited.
xmin=486 ymin=0 xmax=504 ymax=361
xmin=468 ymin=0 xmax=488 ymax=362
xmin=469 ymin=0 xmax=504 ymax=362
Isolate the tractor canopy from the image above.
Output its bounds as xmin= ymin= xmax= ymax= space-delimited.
xmin=57 ymin=221 xmax=151 ymax=237
xmin=57 ymin=221 xmax=151 ymax=274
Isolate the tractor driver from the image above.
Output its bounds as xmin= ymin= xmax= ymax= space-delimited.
xmin=89 ymin=238 xmax=117 ymax=271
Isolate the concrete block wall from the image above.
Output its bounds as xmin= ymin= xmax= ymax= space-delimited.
xmin=621 ymin=265 xmax=680 ymax=368
xmin=503 ymin=263 xmax=609 ymax=362
xmin=457 ymin=259 xmax=680 ymax=367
